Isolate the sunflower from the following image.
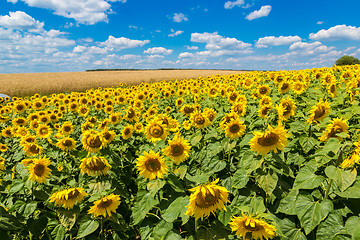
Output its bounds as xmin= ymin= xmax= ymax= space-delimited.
xmin=12 ymin=117 xmax=28 ymax=126
xmin=23 ymin=143 xmax=43 ymax=156
xmin=190 ymin=110 xmax=210 ymax=129
xmin=278 ymin=81 xmax=291 ymax=93
xmin=292 ymin=81 xmax=306 ymax=95
xmin=328 ymin=82 xmax=337 ymax=98
xmin=108 ymin=113 xmax=121 ymax=125
xmin=259 ymin=96 xmax=272 ymax=107
xmin=101 ymin=128 xmax=116 ymax=145
xmin=319 ymin=118 xmax=348 ymax=142
xmin=0 ymin=157 xmax=5 ymax=171
xmin=81 ymin=129 xmax=106 ymax=153
xmin=277 ymin=98 xmax=296 ymax=120
xmin=136 ymin=150 xmax=168 ymax=180
xmin=180 ymin=104 xmax=195 ymax=117
xmin=225 ymin=119 xmax=246 ymax=139
xmin=80 ymin=156 xmax=112 ymax=176
xmin=50 ymin=188 xmax=88 ymax=209
xmin=123 ymin=107 xmax=138 ymax=122
xmin=185 ymin=179 xmax=229 ymax=220
xmin=145 ymin=119 xmax=169 ymax=142
xmin=257 ymin=85 xmax=271 ymax=97
xmin=56 ymin=137 xmax=77 ymax=151
xmin=15 ymin=126 xmax=29 ymax=138
xmin=1 ymin=126 xmax=13 ymax=138
xmin=60 ymin=121 xmax=74 ymax=136
xmin=88 ymin=194 xmax=121 ymax=218
xmin=183 ymin=120 xmax=191 ymax=130
xmin=307 ymin=100 xmax=331 ymax=124
xmin=163 ymin=133 xmax=191 ymax=164
xmin=250 ymin=124 xmax=289 ymax=156
xmin=134 ymin=122 xmax=144 ymax=133
xmin=259 ymin=106 xmax=272 ymax=119
xmin=231 ymin=102 xmax=246 ymax=117
xmin=36 ymin=124 xmax=53 ymax=139
xmin=220 ymin=112 xmax=239 ymax=130
xmin=204 ymin=108 xmax=217 ymax=122
xmin=120 ymin=125 xmax=133 ymax=140
xmin=78 ymin=105 xmax=90 ymax=117
xmin=230 ymin=212 xmax=277 ymax=240
xmin=0 ymin=144 xmax=8 ymax=152
xmin=28 ymin=156 xmax=52 ymax=184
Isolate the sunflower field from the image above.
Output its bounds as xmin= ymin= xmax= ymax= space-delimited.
xmin=1 ymin=65 xmax=360 ymax=240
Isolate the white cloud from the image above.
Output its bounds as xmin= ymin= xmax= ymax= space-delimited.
xmin=8 ymin=0 xmax=126 ymax=25
xmin=168 ymin=29 xmax=184 ymax=37
xmin=186 ymin=46 xmax=199 ymax=50
xmin=191 ymin=32 xmax=251 ymax=50
xmin=178 ymin=52 xmax=194 ymax=58
xmin=255 ymin=36 xmax=301 ymax=48
xmin=289 ymin=41 xmax=335 ymax=56
xmin=172 ymin=13 xmax=188 ymax=23
xmin=224 ymin=0 xmax=244 ymax=9
xmin=309 ymin=25 xmax=360 ymax=41
xmin=144 ymin=47 xmax=173 ymax=55
xmin=119 ymin=54 xmax=141 ymax=60
xmin=101 ymin=36 xmax=150 ymax=50
xmin=73 ymin=46 xmax=87 ymax=53
xmin=245 ymin=5 xmax=271 ymax=21
xmin=0 ymin=11 xmax=44 ymax=32
xmin=317 ymin=21 xmax=324 ymax=25
xmin=147 ymin=54 xmax=165 ymax=59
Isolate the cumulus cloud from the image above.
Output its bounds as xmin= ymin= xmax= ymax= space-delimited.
xmin=144 ymin=47 xmax=173 ymax=55
xmin=101 ymin=36 xmax=150 ymax=50
xmin=119 ymin=54 xmax=141 ymax=60
xmin=289 ymin=41 xmax=335 ymax=55
xmin=245 ymin=5 xmax=271 ymax=21
xmin=191 ymin=32 xmax=251 ymax=50
xmin=317 ymin=21 xmax=324 ymax=25
xmin=255 ymin=35 xmax=301 ymax=48
xmin=186 ymin=46 xmax=198 ymax=50
xmin=224 ymin=0 xmax=244 ymax=9
xmin=0 ymin=11 xmax=44 ymax=32
xmin=7 ymin=0 xmax=126 ymax=25
xmin=172 ymin=13 xmax=188 ymax=23
xmin=309 ymin=25 xmax=360 ymax=41
xmin=168 ymin=29 xmax=184 ymax=37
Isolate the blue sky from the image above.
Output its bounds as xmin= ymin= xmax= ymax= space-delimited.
xmin=1 ymin=0 xmax=360 ymax=73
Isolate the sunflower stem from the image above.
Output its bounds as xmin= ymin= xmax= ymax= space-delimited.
xmin=195 ymin=219 xmax=199 ymax=236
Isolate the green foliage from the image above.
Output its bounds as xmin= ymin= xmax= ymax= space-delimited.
xmin=335 ymin=55 xmax=360 ymax=66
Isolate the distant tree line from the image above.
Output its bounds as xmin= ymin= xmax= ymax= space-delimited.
xmin=335 ymin=55 xmax=360 ymax=66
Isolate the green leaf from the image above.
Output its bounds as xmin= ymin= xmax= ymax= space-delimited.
xmin=299 ymin=135 xmax=318 ymax=154
xmin=232 ymin=168 xmax=249 ymax=189
xmin=131 ymin=191 xmax=159 ymax=225
xmin=77 ymin=220 xmax=99 ymax=239
xmin=257 ymin=170 xmax=278 ymax=195
xmin=152 ymin=220 xmax=173 ymax=238
xmin=337 ymin=178 xmax=360 ymax=198
xmin=8 ymin=181 xmax=25 ymax=195
xmin=297 ymin=199 xmax=333 ymax=235
xmin=278 ymin=217 xmax=307 ymax=240
xmin=23 ymin=201 xmax=37 ymax=218
xmin=190 ymin=131 xmax=202 ymax=146
xmin=52 ymin=225 xmax=66 ymax=240
xmin=316 ymin=213 xmax=345 ymax=240
xmin=164 ymin=231 xmax=182 ymax=240
xmin=58 ymin=208 xmax=78 ymax=230
xmin=277 ymin=190 xmax=299 ymax=215
xmin=202 ymin=159 xmax=226 ymax=173
xmin=161 ymin=197 xmax=189 ymax=223
xmin=325 ymin=166 xmax=357 ymax=192
xmin=0 ymin=207 xmax=23 ymax=230
xmin=147 ymin=179 xmax=166 ymax=194
xmin=206 ymin=143 xmax=222 ymax=158
xmin=293 ymin=164 xmax=325 ymax=190
xmin=345 ymin=216 xmax=360 ymax=238
xmin=240 ymin=150 xmax=263 ymax=174
xmin=167 ymin=173 xmax=185 ymax=192
xmin=314 ymin=138 xmax=341 ymax=157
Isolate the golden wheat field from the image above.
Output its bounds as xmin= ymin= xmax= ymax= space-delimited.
xmin=0 ymin=70 xmax=245 ymax=97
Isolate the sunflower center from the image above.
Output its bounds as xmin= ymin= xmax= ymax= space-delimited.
xmin=281 ymin=83 xmax=289 ymax=90
xmin=150 ymin=125 xmax=164 ymax=138
xmin=259 ymin=87 xmax=268 ymax=95
xmin=229 ymin=123 xmax=240 ymax=133
xmin=195 ymin=116 xmax=205 ymax=125
xmin=184 ymin=106 xmax=194 ymax=114
xmin=230 ymin=93 xmax=237 ymax=101
xmin=145 ymin=158 xmax=161 ymax=172
xmin=127 ymin=109 xmax=135 ymax=119
xmin=329 ymin=125 xmax=344 ymax=138
xmin=87 ymin=159 xmax=106 ymax=171
xmin=64 ymin=126 xmax=71 ymax=132
xmin=63 ymin=139 xmax=73 ymax=147
xmin=258 ymin=133 xmax=279 ymax=146
xmin=34 ymin=164 xmax=45 ymax=176
xmin=314 ymin=106 xmax=325 ymax=119
xmin=103 ymin=132 xmax=111 ymax=141
xmin=67 ymin=189 xmax=80 ymax=199
xmin=330 ymin=85 xmax=336 ymax=93
xmin=124 ymin=128 xmax=131 ymax=135
xmin=30 ymin=144 xmax=40 ymax=154
xmin=283 ymin=103 xmax=291 ymax=116
xmin=98 ymin=199 xmax=113 ymax=208
xmin=195 ymin=188 xmax=218 ymax=208
xmin=171 ymin=144 xmax=184 ymax=156
xmin=17 ymin=119 xmax=25 ymax=124
xmin=40 ymin=128 xmax=48 ymax=134
xmin=87 ymin=136 xmax=102 ymax=148
xmin=244 ymin=219 xmax=260 ymax=231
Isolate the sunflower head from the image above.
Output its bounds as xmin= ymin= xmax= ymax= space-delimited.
xmin=307 ymin=100 xmax=331 ymax=124
xmin=88 ymin=194 xmax=121 ymax=218
xmin=80 ymin=156 xmax=111 ymax=176
xmin=319 ymin=118 xmax=348 ymax=142
xmin=136 ymin=150 xmax=168 ymax=180
xmin=185 ymin=179 xmax=229 ymax=220
xmin=145 ymin=119 xmax=169 ymax=142
xmin=28 ymin=156 xmax=52 ymax=184
xmin=50 ymin=188 xmax=87 ymax=209
xmin=81 ymin=129 xmax=106 ymax=153
xmin=163 ymin=133 xmax=191 ymax=164
xmin=230 ymin=212 xmax=277 ymax=240
xmin=225 ymin=119 xmax=246 ymax=139
xmin=56 ymin=137 xmax=77 ymax=151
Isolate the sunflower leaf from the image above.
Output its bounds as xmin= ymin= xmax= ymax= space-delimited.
xmin=76 ymin=219 xmax=99 ymax=239
xmin=325 ymin=166 xmax=357 ymax=192
xmin=316 ymin=213 xmax=345 ymax=239
xmin=293 ymin=164 xmax=325 ymax=190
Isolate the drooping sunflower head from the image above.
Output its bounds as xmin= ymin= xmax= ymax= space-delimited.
xmin=307 ymin=100 xmax=331 ymax=124
xmin=136 ymin=150 xmax=168 ymax=180
xmin=278 ymin=81 xmax=291 ymax=93
xmin=56 ymin=137 xmax=77 ymax=151
xmin=319 ymin=118 xmax=349 ymax=142
xmin=185 ymin=179 xmax=229 ymax=221
xmin=231 ymin=102 xmax=246 ymax=117
xmin=122 ymin=125 xmax=134 ymax=140
xmin=278 ymin=98 xmax=296 ymax=120
xmin=81 ymin=129 xmax=106 ymax=153
xmin=50 ymin=187 xmax=87 ymax=209
xmin=229 ymin=212 xmax=277 ymax=240
xmin=163 ymin=133 xmax=191 ymax=164
xmin=27 ymin=156 xmax=52 ymax=184
xmin=80 ymin=156 xmax=112 ymax=176
xmin=250 ymin=124 xmax=289 ymax=156
xmin=259 ymin=106 xmax=272 ymax=119
xmin=101 ymin=128 xmax=116 ymax=144
xmin=225 ymin=119 xmax=246 ymax=139
xmin=88 ymin=194 xmax=121 ymax=218
xmin=180 ymin=104 xmax=195 ymax=116
xmin=23 ymin=143 xmax=43 ymax=157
